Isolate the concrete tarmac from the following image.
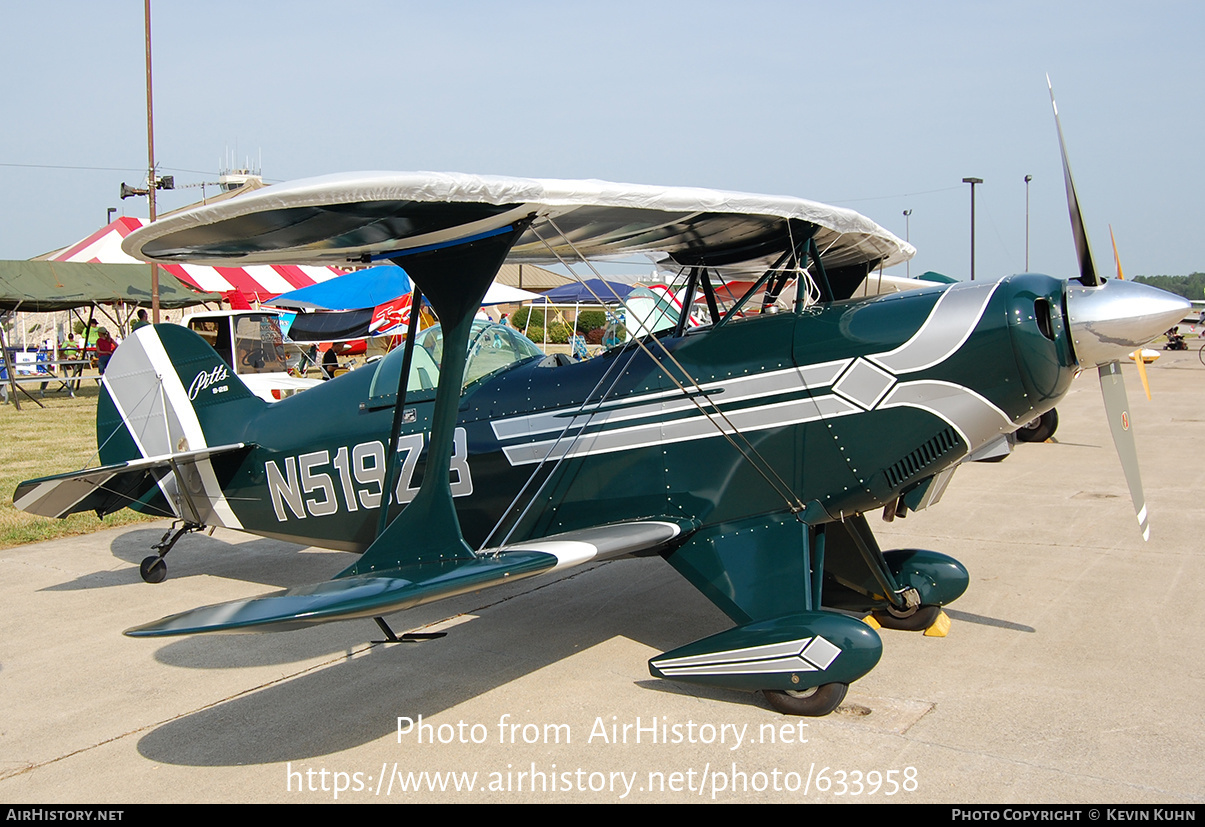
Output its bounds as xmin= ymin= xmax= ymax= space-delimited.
xmin=2 ymin=349 xmax=1202 ymax=804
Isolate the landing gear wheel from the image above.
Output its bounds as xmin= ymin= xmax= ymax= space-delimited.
xmin=874 ymin=604 xmax=941 ymax=631
xmin=142 ymin=521 xmax=202 ymax=583
xmin=1016 ymin=409 xmax=1058 ymax=442
xmin=140 ymin=555 xmax=167 ymax=584
xmin=764 ymin=683 xmax=848 ymax=716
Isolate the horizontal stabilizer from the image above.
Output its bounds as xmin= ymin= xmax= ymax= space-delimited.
xmin=13 ymin=443 xmax=248 ymax=519
xmin=126 ymin=519 xmax=692 ymax=637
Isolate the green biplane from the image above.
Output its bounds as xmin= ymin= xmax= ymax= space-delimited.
xmin=13 ymin=95 xmax=1188 ymax=716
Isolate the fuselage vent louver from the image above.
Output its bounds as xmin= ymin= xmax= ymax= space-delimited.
xmin=883 ymin=428 xmax=959 ymax=489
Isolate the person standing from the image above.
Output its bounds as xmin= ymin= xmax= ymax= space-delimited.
xmin=96 ymin=328 xmax=116 ymax=375
xmin=37 ymin=339 xmax=55 ymax=394
xmin=321 ymin=345 xmax=338 ymax=380
xmin=61 ymin=333 xmax=83 ymax=390
xmin=131 ymin=309 xmax=150 ymax=331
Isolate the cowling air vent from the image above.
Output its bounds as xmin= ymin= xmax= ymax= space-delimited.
xmin=883 ymin=428 xmax=959 ymax=489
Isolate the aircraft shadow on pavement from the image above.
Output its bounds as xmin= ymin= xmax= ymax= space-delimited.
xmin=129 ymin=557 xmax=1044 ymax=765
xmin=41 ymin=527 xmax=347 ymax=593
xmin=136 ymin=556 xmax=740 ymax=766
xmin=943 ymin=609 xmax=1035 ymax=633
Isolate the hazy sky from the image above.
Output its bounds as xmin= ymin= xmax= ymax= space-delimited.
xmin=3 ymin=1 xmax=1202 ymax=281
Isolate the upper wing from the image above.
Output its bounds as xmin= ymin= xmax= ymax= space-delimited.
xmin=14 ymin=443 xmax=248 ymax=520
xmin=121 ymin=172 xmax=913 ymax=273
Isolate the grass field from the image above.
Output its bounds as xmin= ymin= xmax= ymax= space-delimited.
xmin=0 ymin=379 xmax=160 ymax=549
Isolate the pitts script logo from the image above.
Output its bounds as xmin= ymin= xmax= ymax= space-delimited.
xmin=188 ymin=365 xmax=230 ymax=400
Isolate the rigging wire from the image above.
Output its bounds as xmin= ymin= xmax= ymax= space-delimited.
xmin=526 ymin=217 xmax=806 ymax=513
xmin=478 ymin=331 xmax=648 ymax=552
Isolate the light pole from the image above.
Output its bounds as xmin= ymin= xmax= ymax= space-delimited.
xmin=1024 ymin=174 xmax=1033 ymax=271
xmin=902 ymin=209 xmax=912 ymax=278
xmin=962 ymin=177 xmax=983 ymax=281
xmin=144 ymin=0 xmax=160 ymax=323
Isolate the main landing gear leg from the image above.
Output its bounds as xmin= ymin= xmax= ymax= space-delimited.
xmin=140 ymin=520 xmax=204 ymax=583
xmin=653 ymin=517 xmax=884 ymax=717
xmin=821 ymin=515 xmax=968 ymax=634
xmin=759 ymin=524 xmax=851 ymax=718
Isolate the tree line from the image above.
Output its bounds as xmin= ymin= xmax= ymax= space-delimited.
xmin=1133 ymin=273 xmax=1205 ymax=300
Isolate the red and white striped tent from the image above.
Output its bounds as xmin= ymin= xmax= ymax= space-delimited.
xmin=40 ymin=217 xmax=344 ymax=301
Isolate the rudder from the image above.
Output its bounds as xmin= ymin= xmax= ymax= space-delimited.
xmin=96 ymin=324 xmax=263 ymax=525
xmin=98 ymin=324 xmax=262 ymax=465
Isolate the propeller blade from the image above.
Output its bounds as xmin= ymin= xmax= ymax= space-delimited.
xmin=1109 ymin=225 xmax=1124 ymax=281
xmin=1051 ymin=82 xmax=1190 ymax=543
xmin=1131 ymin=349 xmax=1153 ymax=401
xmin=1048 ymin=75 xmax=1100 ymax=287
xmin=1110 ymin=224 xmax=1152 ymax=400
xmin=1097 ymin=361 xmax=1149 ymax=541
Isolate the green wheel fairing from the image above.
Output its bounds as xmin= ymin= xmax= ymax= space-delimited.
xmin=649 ymin=611 xmax=882 ymax=694
xmin=881 ymin=548 xmax=970 ymax=607
xmin=820 ymin=528 xmax=969 ymax=615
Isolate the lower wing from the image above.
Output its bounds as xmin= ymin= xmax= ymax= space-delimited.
xmin=125 ymin=519 xmax=693 ymax=637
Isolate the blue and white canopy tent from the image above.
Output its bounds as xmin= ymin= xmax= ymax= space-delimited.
xmin=268 ymin=265 xmax=412 ymax=312
xmin=529 ymin=278 xmax=634 ymax=306
xmin=269 ymin=264 xmax=539 ymax=342
xmin=524 ymin=277 xmax=635 ymax=347
xmin=267 ymin=266 xmax=410 ymax=342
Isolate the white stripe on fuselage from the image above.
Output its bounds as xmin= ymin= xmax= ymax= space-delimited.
xmin=869 ymin=281 xmax=1002 ymax=374
xmin=490 ymin=359 xmax=850 ymax=441
xmin=502 ymin=393 xmax=860 ymax=466
xmin=491 ymin=281 xmax=1012 ymax=468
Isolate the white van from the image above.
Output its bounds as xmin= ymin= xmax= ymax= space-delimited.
xmin=183 ymin=310 xmax=321 ymax=402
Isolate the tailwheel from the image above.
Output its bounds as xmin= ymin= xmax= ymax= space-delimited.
xmin=873 ymin=603 xmax=942 ymax=632
xmin=764 ymin=683 xmax=848 ymax=716
xmin=140 ymin=555 xmax=167 ymax=584
xmin=140 ymin=521 xmax=204 ymax=583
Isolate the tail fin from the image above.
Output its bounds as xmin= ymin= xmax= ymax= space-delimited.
xmin=95 ymin=324 xmax=263 ymax=525
xmin=98 ymin=324 xmax=262 ymax=463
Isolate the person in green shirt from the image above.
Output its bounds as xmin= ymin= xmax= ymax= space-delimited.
xmin=60 ymin=333 xmax=82 ymax=390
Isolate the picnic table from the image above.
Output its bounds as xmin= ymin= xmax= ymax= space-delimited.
xmin=0 ymin=355 xmax=100 ymax=405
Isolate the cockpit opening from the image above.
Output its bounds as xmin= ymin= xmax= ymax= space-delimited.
xmin=365 ymin=321 xmax=544 ymax=409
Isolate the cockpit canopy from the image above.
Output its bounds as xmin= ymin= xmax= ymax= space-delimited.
xmin=366 ymin=321 xmax=544 ymax=409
